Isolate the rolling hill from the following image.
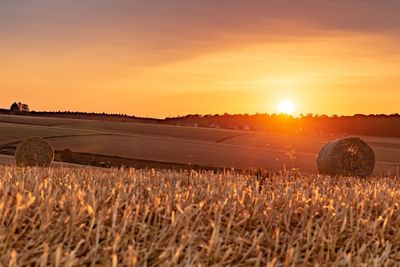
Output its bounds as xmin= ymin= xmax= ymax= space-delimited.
xmin=0 ymin=114 xmax=398 ymax=175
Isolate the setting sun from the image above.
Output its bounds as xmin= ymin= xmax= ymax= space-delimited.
xmin=277 ymin=100 xmax=296 ymax=115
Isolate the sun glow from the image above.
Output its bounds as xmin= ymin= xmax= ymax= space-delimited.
xmin=277 ymin=100 xmax=296 ymax=115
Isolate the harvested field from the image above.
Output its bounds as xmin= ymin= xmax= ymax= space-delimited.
xmin=0 ymin=115 xmax=399 ymax=175
xmin=0 ymin=155 xmax=13 ymax=165
xmin=47 ymin=135 xmax=317 ymax=171
xmin=0 ymin=121 xmax=97 ymax=145
xmin=1 ymin=166 xmax=400 ymax=266
xmin=0 ymin=115 xmax=245 ymax=143
xmin=0 ymin=154 xmax=94 ymax=168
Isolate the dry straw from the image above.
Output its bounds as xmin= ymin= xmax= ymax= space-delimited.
xmin=15 ymin=137 xmax=54 ymax=167
xmin=1 ymin=167 xmax=400 ymax=265
xmin=317 ymin=137 xmax=375 ymax=177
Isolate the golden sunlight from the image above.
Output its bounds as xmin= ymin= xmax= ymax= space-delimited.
xmin=277 ymin=100 xmax=296 ymax=115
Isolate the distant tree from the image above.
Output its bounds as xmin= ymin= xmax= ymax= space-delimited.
xmin=9 ymin=102 xmax=20 ymax=114
xmin=20 ymin=103 xmax=29 ymax=112
xmin=9 ymin=102 xmax=29 ymax=114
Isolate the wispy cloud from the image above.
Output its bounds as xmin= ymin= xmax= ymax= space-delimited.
xmin=1 ymin=0 xmax=399 ymax=62
xmin=0 ymin=0 xmax=399 ymax=116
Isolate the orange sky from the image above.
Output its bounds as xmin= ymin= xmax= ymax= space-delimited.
xmin=1 ymin=1 xmax=399 ymax=118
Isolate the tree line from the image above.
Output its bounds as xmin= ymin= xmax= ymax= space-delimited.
xmin=1 ymin=102 xmax=399 ymax=138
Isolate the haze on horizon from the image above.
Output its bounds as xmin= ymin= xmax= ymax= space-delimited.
xmin=1 ymin=0 xmax=399 ymax=118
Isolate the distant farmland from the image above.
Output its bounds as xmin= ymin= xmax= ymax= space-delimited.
xmin=0 ymin=114 xmax=398 ymax=174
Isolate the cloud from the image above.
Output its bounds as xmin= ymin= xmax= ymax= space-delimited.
xmin=1 ymin=0 xmax=400 ymax=117
xmin=1 ymin=0 xmax=399 ymax=64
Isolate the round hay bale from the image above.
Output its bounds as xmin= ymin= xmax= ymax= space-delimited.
xmin=15 ymin=137 xmax=54 ymax=167
xmin=317 ymin=137 xmax=375 ymax=177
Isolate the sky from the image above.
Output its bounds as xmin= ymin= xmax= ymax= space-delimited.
xmin=1 ymin=0 xmax=399 ymax=118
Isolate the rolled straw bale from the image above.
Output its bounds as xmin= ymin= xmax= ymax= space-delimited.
xmin=15 ymin=137 xmax=54 ymax=167
xmin=317 ymin=137 xmax=375 ymax=177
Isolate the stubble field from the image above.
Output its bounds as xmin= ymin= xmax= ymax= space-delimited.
xmin=1 ymin=166 xmax=400 ymax=266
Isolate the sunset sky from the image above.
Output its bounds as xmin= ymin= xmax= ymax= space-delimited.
xmin=1 ymin=0 xmax=399 ymax=117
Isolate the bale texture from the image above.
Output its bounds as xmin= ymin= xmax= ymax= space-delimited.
xmin=317 ymin=137 xmax=375 ymax=177
xmin=15 ymin=137 xmax=54 ymax=167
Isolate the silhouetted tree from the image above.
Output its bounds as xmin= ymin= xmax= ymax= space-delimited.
xmin=9 ymin=102 xmax=20 ymax=114
xmin=20 ymin=103 xmax=29 ymax=112
xmin=9 ymin=102 xmax=30 ymax=114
